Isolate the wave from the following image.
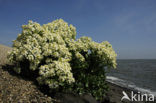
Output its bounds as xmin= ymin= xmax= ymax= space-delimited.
xmin=106 ymin=76 xmax=156 ymax=96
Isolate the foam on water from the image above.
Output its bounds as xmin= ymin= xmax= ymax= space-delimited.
xmin=106 ymin=76 xmax=156 ymax=96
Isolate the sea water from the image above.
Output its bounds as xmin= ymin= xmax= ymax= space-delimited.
xmin=106 ymin=59 xmax=156 ymax=96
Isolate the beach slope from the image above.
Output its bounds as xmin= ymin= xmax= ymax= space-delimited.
xmin=0 ymin=44 xmax=154 ymax=103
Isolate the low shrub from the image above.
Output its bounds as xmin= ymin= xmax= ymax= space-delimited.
xmin=8 ymin=19 xmax=117 ymax=100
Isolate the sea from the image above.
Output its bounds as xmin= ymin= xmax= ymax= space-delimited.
xmin=106 ymin=59 xmax=156 ymax=96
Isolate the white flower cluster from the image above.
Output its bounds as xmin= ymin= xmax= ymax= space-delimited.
xmin=8 ymin=19 xmax=117 ymax=89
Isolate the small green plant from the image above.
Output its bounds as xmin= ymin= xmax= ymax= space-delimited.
xmin=8 ymin=19 xmax=117 ymax=100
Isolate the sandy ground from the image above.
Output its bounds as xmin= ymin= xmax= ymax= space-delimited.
xmin=0 ymin=44 xmax=12 ymax=65
xmin=0 ymin=44 xmax=155 ymax=103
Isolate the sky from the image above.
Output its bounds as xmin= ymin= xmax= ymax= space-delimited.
xmin=0 ymin=0 xmax=156 ymax=59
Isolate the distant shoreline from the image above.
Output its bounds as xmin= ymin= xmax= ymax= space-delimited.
xmin=117 ymin=59 xmax=156 ymax=60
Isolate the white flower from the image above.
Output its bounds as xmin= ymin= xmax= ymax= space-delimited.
xmin=8 ymin=19 xmax=117 ymax=90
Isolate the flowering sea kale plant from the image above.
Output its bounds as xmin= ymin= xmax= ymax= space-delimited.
xmin=8 ymin=19 xmax=117 ymax=100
